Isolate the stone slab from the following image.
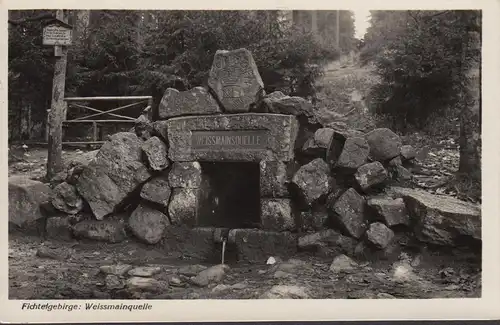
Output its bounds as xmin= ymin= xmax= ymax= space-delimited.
xmin=164 ymin=113 xmax=298 ymax=162
xmin=158 ymin=87 xmax=221 ymax=119
xmin=208 ymin=48 xmax=264 ymax=113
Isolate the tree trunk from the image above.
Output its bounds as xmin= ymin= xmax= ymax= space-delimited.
xmin=46 ymin=10 xmax=69 ymax=180
xmin=458 ymin=24 xmax=481 ymax=183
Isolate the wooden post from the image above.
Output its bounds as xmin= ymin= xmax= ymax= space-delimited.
xmin=46 ymin=9 xmax=68 ymax=180
xmin=92 ymin=121 xmax=98 ymax=142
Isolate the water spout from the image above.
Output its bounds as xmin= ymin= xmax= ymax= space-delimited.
xmin=221 ymin=238 xmax=227 ymax=265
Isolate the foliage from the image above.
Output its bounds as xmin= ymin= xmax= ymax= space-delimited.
xmin=362 ymin=10 xmax=481 ymax=131
xmin=8 ymin=10 xmax=55 ymax=139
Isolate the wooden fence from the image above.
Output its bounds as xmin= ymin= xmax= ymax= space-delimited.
xmin=45 ymin=96 xmax=152 ymax=146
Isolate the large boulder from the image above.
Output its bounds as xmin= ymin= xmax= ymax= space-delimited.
xmin=355 ymin=162 xmax=388 ymax=191
xmin=260 ymin=199 xmax=295 ymax=231
xmin=65 ymin=150 xmax=99 ymax=185
xmin=326 ymin=129 xmax=365 ymax=166
xmin=168 ymin=188 xmax=198 ymax=226
xmin=264 ymin=93 xmax=314 ymax=117
xmin=302 ymin=128 xmax=335 ymax=156
xmin=332 ymin=188 xmax=367 ymax=238
xmin=8 ymin=176 xmax=51 ymax=231
xmin=400 ymin=145 xmax=417 ymax=161
xmin=158 ymin=87 xmax=221 ymax=119
xmin=128 ymin=204 xmax=169 ymax=244
xmin=298 ymin=229 xmax=357 ymax=257
xmin=51 ymin=182 xmax=83 ymax=215
xmin=141 ymin=136 xmax=169 ymax=171
xmin=140 ymin=176 xmax=171 ymax=208
xmin=291 ymin=158 xmax=331 ymax=206
xmin=75 ymin=132 xmax=152 ymax=220
xmin=168 ymin=162 xmax=202 ymax=188
xmin=365 ymin=128 xmax=402 ymax=161
xmin=207 ymin=48 xmax=264 ymax=113
xmin=365 ymin=222 xmax=395 ymax=249
xmin=336 ymin=137 xmax=370 ymax=170
xmin=259 ymin=161 xmax=290 ymax=198
xmin=72 ymin=219 xmax=127 ymax=243
xmin=300 ymin=207 xmax=329 ymax=231
xmin=367 ymin=197 xmax=410 ymax=227
xmin=388 ymin=187 xmax=481 ymax=246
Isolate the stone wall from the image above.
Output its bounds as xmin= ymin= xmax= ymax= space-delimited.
xmin=8 ymin=48 xmax=482 ymax=264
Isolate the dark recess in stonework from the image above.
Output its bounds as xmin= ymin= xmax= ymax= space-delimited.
xmin=198 ymin=162 xmax=260 ymax=228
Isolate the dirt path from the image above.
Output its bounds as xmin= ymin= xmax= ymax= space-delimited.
xmin=9 ymin=233 xmax=480 ymax=300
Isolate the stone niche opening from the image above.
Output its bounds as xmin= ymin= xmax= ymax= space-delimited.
xmin=198 ymin=161 xmax=260 ymax=228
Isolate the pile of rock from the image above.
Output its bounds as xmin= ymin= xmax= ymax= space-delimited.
xmin=291 ymin=126 xmax=480 ymax=259
xmin=7 ymin=47 xmax=481 ymax=264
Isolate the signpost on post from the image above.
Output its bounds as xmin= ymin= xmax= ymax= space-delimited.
xmin=45 ymin=10 xmax=72 ymax=180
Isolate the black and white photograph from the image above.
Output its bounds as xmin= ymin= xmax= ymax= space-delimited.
xmin=2 ymin=3 xmax=494 ymax=318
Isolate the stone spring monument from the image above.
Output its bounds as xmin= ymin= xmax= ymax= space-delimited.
xmin=9 ymin=48 xmax=481 ymax=264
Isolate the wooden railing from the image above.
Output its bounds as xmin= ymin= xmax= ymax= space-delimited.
xmin=46 ymin=96 xmax=152 ymax=146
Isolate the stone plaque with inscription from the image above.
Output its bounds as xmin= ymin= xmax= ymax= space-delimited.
xmin=165 ymin=114 xmax=298 ymax=162
xmin=158 ymin=87 xmax=221 ymax=119
xmin=192 ymin=130 xmax=268 ymax=150
xmin=208 ymin=48 xmax=264 ymax=113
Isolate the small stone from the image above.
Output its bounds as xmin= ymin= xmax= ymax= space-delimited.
xmin=99 ymin=264 xmax=133 ymax=276
xmin=330 ymin=254 xmax=358 ymax=273
xmin=51 ymin=182 xmax=83 ymax=215
xmin=105 ymin=274 xmax=125 ymax=290
xmin=337 ymin=137 xmax=370 ymax=170
xmin=365 ymin=128 xmax=402 ymax=161
xmin=178 ymin=264 xmax=208 ymax=277
xmin=167 ymin=275 xmax=184 ymax=287
xmin=273 ymin=270 xmax=293 ymax=279
xmin=231 ymin=282 xmax=247 ymax=290
xmin=142 ymin=136 xmax=169 ymax=171
xmin=259 ymin=285 xmax=310 ymax=299
xmin=126 ymin=277 xmax=163 ymax=292
xmin=128 ymin=266 xmax=162 ymax=277
xmin=366 ymin=222 xmax=395 ymax=249
xmin=377 ymin=292 xmax=396 ymax=299
xmin=355 ymin=162 xmax=388 ymax=190
xmin=190 ymin=264 xmax=229 ymax=287
xmin=332 ymin=188 xmax=367 ymax=238
xmin=400 ymin=145 xmax=417 ymax=160
xmin=292 ymin=158 xmax=331 ymax=205
xmin=36 ymin=247 xmax=68 ymax=261
xmin=212 ymin=284 xmax=231 ymax=292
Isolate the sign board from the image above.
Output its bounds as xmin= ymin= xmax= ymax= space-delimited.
xmin=43 ymin=24 xmax=72 ymax=46
xmin=191 ymin=130 xmax=268 ymax=150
